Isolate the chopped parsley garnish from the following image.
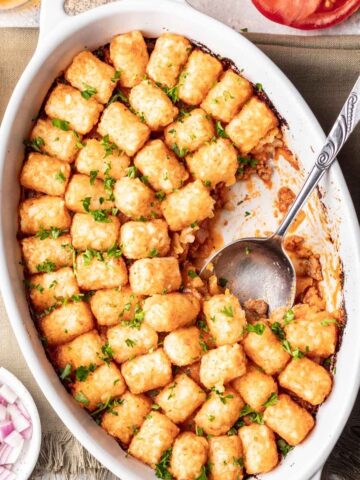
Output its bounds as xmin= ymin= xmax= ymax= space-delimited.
xmin=215 ymin=120 xmax=229 ymax=138
xmin=125 ymin=338 xmax=137 ymax=348
xmin=36 ymin=260 xmax=56 ymax=273
xmin=23 ymin=280 xmax=44 ymax=293
xmin=82 ymin=248 xmax=104 ymax=266
xmin=262 ymin=392 xmax=278 ymax=408
xmin=282 ymin=339 xmax=306 ymax=359
xmin=151 ymin=403 xmax=161 ymax=411
xmin=24 ymin=136 xmax=45 ymax=152
xmin=187 ymin=269 xmax=198 ymax=279
xmin=155 ymin=190 xmax=166 ymax=201
xmin=245 ymin=211 xmax=251 ymax=217
xmin=172 ymin=143 xmax=188 ymax=158
xmin=100 ymin=135 xmax=118 ymax=158
xmin=246 ymin=323 xmax=265 ymax=335
xmin=220 ymin=305 xmax=234 ymax=317
xmin=271 ymin=321 xmax=285 ymax=340
xmin=204 ymin=180 xmax=211 ymax=187
xmin=195 ymin=465 xmax=208 ymax=480
xmin=81 ymin=84 xmax=97 ymax=100
xmin=60 ymin=363 xmax=72 ymax=380
xmin=283 ymin=309 xmax=295 ymax=324
xmin=277 ymin=438 xmax=294 ymax=457
xmin=82 ymin=196 xmax=91 ymax=212
xmin=74 ymin=391 xmax=90 ymax=405
xmin=161 ymin=84 xmax=179 ymax=103
xmin=199 ymin=340 xmax=209 ymax=352
xmin=89 ymin=170 xmax=98 ymax=185
xmin=91 ymin=397 xmax=124 ymax=419
xmin=211 ymin=387 xmax=234 ymax=404
xmin=155 ymin=447 xmax=172 ymax=480
xmin=100 ymin=343 xmax=114 ymax=365
xmin=255 ymin=82 xmax=263 ymax=92
xmin=107 ymin=243 xmax=123 ymax=258
xmin=122 ymin=303 xmax=145 ymax=329
xmin=111 ymin=69 xmax=122 ymax=83
xmin=321 ymin=318 xmax=339 ymax=327
xmin=36 ymin=226 xmax=67 ymax=240
xmin=149 ymin=248 xmax=159 ymax=258
xmin=75 ymin=363 xmax=96 ymax=382
xmin=195 ymin=425 xmax=204 ymax=436
xmin=240 ymin=404 xmax=264 ymax=424
xmin=52 ymin=118 xmax=70 ymax=131
xmin=108 ymin=88 xmax=128 ymax=105
xmin=126 ymin=165 xmax=138 ymax=178
xmin=55 ymin=171 xmax=66 ymax=182
xmin=233 ymin=457 xmax=244 ymax=467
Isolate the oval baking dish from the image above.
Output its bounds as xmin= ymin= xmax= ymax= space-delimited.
xmin=1 ymin=1 xmax=360 ymax=480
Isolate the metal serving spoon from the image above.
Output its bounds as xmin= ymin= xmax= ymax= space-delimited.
xmin=201 ymin=76 xmax=360 ymax=312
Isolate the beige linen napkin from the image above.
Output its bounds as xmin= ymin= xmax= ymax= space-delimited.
xmin=0 ymin=25 xmax=359 ymax=480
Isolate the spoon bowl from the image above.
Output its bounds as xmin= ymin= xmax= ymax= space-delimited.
xmin=202 ymin=235 xmax=296 ymax=312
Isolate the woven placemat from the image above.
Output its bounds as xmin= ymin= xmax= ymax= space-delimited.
xmin=0 ymin=19 xmax=359 ymax=480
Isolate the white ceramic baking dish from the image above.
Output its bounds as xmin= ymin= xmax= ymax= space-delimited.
xmin=0 ymin=1 xmax=359 ymax=479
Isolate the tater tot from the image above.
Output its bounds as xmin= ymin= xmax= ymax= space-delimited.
xmin=65 ymin=50 xmax=117 ymax=104
xmin=121 ymin=348 xmax=172 ymax=394
xmin=129 ymin=79 xmax=178 ymax=130
xmin=242 ymin=322 xmax=290 ymax=375
xmin=156 ymin=374 xmax=206 ymax=424
xmin=278 ymin=357 xmax=332 ymax=405
xmin=225 ymin=97 xmax=278 ymax=154
xmin=38 ymin=301 xmax=94 ymax=346
xmin=19 ymin=196 xmax=71 ymax=235
xmin=71 ymin=362 xmax=126 ymax=411
xmin=97 ymin=102 xmax=150 ymax=157
xmin=239 ymin=424 xmax=278 ymax=474
xmin=163 ymin=327 xmax=203 ymax=366
xmin=65 ymin=173 xmax=114 ymax=213
xmin=29 ymin=267 xmax=79 ymax=312
xmin=204 ymin=293 xmax=247 ymax=346
xmin=71 ymin=213 xmax=120 ymax=251
xmin=146 ymin=33 xmax=191 ymax=88
xmin=134 ymin=139 xmax=189 ymax=193
xmin=21 ymin=234 xmax=73 ymax=275
xmin=107 ymin=322 xmax=158 ymax=363
xmin=170 ymin=432 xmax=208 ymax=480
xmin=200 ymin=344 xmax=247 ymax=390
xmin=161 ymin=180 xmax=215 ymax=231
xmin=143 ymin=293 xmax=200 ymax=332
xmin=110 ymin=31 xmax=149 ymax=88
xmin=128 ymin=411 xmax=179 ymax=468
xmin=89 ymin=286 xmax=142 ymax=326
xmin=263 ymin=394 xmax=315 ymax=446
xmin=75 ymin=252 xmax=128 ymax=290
xmin=120 ymin=219 xmax=170 ymax=259
xmin=201 ymin=70 xmax=253 ymax=123
xmin=284 ymin=306 xmax=337 ymax=358
xmin=178 ymin=50 xmax=223 ymax=105
xmin=45 ymin=84 xmax=103 ymax=135
xmin=186 ymin=138 xmax=238 ymax=188
xmin=54 ymin=330 xmax=104 ymax=370
xmin=30 ymin=118 xmax=79 ymax=163
xmin=232 ymin=365 xmax=278 ymax=412
xmin=195 ymin=388 xmax=244 ymax=436
xmin=114 ymin=177 xmax=161 ymax=220
xmin=75 ymin=138 xmax=130 ymax=180
xmin=129 ymin=257 xmax=181 ymax=295
xmin=164 ymin=108 xmax=214 ymax=154
xmin=20 ymin=153 xmax=71 ymax=196
xmin=102 ymin=390 xmax=152 ymax=445
xmin=208 ymin=435 xmax=244 ymax=480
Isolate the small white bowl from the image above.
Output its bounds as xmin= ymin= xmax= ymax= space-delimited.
xmin=0 ymin=367 xmax=41 ymax=480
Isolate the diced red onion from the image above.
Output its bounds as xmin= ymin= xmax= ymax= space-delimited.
xmin=12 ymin=415 xmax=29 ymax=434
xmin=0 ymin=406 xmax=7 ymax=422
xmin=2 ymin=439 xmax=24 ymax=465
xmin=0 ymin=398 xmax=7 ymax=407
xmin=0 ymin=444 xmax=11 ymax=466
xmin=20 ymin=426 xmax=32 ymax=440
xmin=0 ymin=422 xmax=14 ymax=443
xmin=0 ymin=388 xmax=16 ymax=406
xmin=0 ymin=466 xmax=16 ymax=480
xmin=4 ymin=432 xmax=23 ymax=449
xmin=14 ymin=402 xmax=29 ymax=421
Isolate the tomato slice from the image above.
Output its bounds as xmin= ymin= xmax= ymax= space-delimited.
xmin=251 ymin=0 xmax=360 ymax=30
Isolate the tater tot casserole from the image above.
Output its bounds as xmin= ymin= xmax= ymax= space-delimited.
xmin=18 ymin=31 xmax=342 ymax=479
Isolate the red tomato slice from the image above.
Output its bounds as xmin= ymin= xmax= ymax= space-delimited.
xmin=252 ymin=0 xmax=360 ymax=30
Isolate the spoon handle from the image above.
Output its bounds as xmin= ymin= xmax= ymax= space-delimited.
xmin=276 ymin=75 xmax=360 ymax=238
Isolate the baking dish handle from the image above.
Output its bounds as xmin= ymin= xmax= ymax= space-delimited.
xmin=38 ymin=0 xmax=71 ymax=46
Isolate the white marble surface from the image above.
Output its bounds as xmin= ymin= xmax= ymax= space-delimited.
xmin=1 ymin=0 xmax=360 ymax=34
